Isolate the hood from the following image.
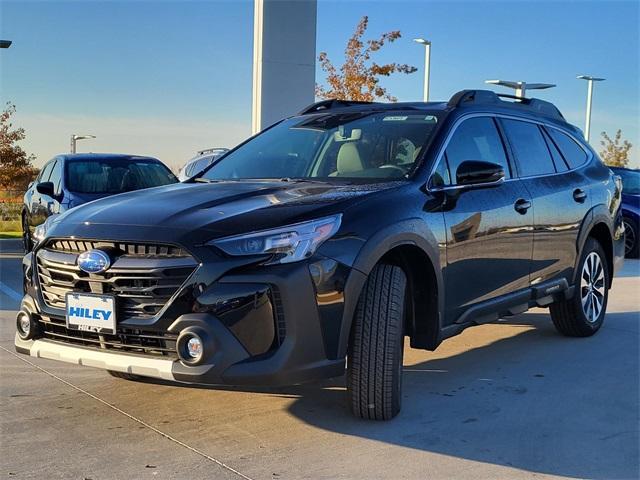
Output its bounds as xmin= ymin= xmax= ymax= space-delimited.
xmin=49 ymin=180 xmax=401 ymax=241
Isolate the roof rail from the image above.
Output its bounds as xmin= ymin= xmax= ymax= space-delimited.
xmin=298 ymin=99 xmax=378 ymax=115
xmin=448 ymin=89 xmax=565 ymax=121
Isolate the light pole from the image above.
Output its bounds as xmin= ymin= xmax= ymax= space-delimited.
xmin=413 ymin=38 xmax=431 ymax=102
xmin=485 ymin=79 xmax=556 ymax=99
xmin=577 ymin=75 xmax=605 ymax=142
xmin=0 ymin=40 xmax=12 ymax=49
xmin=70 ymin=134 xmax=96 ymax=154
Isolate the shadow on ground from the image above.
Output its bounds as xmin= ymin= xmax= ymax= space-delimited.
xmin=133 ymin=312 xmax=639 ymax=479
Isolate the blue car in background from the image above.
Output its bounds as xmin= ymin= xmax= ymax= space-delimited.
xmin=22 ymin=153 xmax=177 ymax=250
xmin=611 ymin=167 xmax=640 ymax=258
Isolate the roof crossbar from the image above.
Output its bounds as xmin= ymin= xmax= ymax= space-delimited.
xmin=448 ymin=89 xmax=564 ymax=121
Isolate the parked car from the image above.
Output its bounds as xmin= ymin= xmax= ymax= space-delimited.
xmin=21 ymin=153 xmax=177 ymax=250
xmin=16 ymin=90 xmax=624 ymax=420
xmin=609 ymin=167 xmax=639 ymax=258
xmin=177 ymin=148 xmax=229 ymax=181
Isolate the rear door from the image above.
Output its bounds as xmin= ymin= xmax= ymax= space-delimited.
xmin=434 ymin=116 xmax=534 ymax=325
xmin=500 ymin=118 xmax=591 ymax=286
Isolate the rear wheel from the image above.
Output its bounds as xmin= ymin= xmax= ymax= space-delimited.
xmin=347 ymin=264 xmax=406 ymax=420
xmin=107 ymin=370 xmax=143 ymax=381
xmin=623 ymin=216 xmax=639 ymax=258
xmin=550 ymin=238 xmax=609 ymax=337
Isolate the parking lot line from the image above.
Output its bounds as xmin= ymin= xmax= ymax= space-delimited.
xmin=0 ymin=345 xmax=255 ymax=480
xmin=0 ymin=280 xmax=22 ymax=302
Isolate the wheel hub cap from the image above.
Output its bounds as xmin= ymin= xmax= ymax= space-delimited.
xmin=580 ymin=252 xmax=605 ymax=323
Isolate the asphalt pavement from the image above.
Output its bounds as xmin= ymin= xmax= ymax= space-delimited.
xmin=1 ymin=239 xmax=638 ymax=480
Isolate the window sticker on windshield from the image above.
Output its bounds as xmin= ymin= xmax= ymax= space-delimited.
xmin=383 ymin=116 xmax=408 ymax=121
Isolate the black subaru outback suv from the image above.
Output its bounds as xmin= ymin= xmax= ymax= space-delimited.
xmin=16 ymin=90 xmax=624 ymax=420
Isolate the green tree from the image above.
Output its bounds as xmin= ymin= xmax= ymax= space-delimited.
xmin=0 ymin=102 xmax=38 ymax=191
xmin=315 ymin=16 xmax=417 ymax=102
xmin=599 ymin=130 xmax=632 ymax=167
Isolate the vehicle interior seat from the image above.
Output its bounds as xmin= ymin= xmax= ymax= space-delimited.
xmin=330 ymin=142 xmax=364 ymax=176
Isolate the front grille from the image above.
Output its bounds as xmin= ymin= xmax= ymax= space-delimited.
xmin=47 ymin=239 xmax=188 ymax=257
xmin=36 ymin=239 xmax=198 ymax=319
xmin=40 ymin=316 xmax=178 ymax=358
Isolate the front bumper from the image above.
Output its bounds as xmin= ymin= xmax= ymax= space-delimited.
xmin=16 ymin=334 xmax=175 ymax=380
xmin=16 ymin=242 xmax=355 ymax=386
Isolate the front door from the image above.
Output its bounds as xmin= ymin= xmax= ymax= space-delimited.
xmin=431 ymin=116 xmax=534 ymax=325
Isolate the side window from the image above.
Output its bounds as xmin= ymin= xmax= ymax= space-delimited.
xmin=501 ymin=119 xmax=556 ymax=177
xmin=541 ymin=128 xmax=569 ymax=172
xmin=38 ymin=161 xmax=55 ymax=183
xmin=48 ymin=161 xmax=63 ymax=195
xmin=546 ymin=127 xmax=588 ymax=169
xmin=444 ymin=117 xmax=511 ymax=184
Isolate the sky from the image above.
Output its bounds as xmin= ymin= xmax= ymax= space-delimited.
xmin=1 ymin=0 xmax=639 ymax=170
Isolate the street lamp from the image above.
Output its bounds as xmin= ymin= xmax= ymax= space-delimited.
xmin=0 ymin=40 xmax=12 ymax=49
xmin=413 ymin=38 xmax=431 ymax=102
xmin=70 ymin=134 xmax=96 ymax=154
xmin=577 ymin=75 xmax=605 ymax=143
xmin=485 ymin=79 xmax=556 ymax=99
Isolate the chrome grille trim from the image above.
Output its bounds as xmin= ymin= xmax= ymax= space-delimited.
xmin=36 ymin=240 xmax=198 ymax=319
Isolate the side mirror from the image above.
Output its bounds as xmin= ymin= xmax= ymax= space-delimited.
xmin=36 ymin=181 xmax=55 ymax=197
xmin=456 ymin=160 xmax=505 ymax=186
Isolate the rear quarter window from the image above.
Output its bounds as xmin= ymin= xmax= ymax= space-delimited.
xmin=546 ymin=127 xmax=589 ymax=169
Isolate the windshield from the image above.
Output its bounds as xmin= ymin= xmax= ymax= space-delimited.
xmin=201 ymin=111 xmax=440 ymax=181
xmin=616 ymin=169 xmax=640 ymax=195
xmin=66 ymin=159 xmax=177 ymax=194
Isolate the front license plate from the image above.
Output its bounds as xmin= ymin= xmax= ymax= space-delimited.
xmin=66 ymin=293 xmax=116 ymax=335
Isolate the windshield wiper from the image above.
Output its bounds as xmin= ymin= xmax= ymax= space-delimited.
xmin=278 ymin=177 xmax=324 ymax=183
xmin=194 ymin=177 xmax=221 ymax=183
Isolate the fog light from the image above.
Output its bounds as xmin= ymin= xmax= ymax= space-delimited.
xmin=177 ymin=330 xmax=206 ymax=365
xmin=187 ymin=336 xmax=203 ymax=359
xmin=16 ymin=311 xmax=33 ymax=340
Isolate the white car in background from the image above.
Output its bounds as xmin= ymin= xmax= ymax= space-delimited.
xmin=178 ymin=147 xmax=229 ymax=181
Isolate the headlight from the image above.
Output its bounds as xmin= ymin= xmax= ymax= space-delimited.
xmin=210 ymin=214 xmax=342 ymax=264
xmin=32 ymin=223 xmax=48 ymax=244
xmin=32 ymin=215 xmax=58 ymax=245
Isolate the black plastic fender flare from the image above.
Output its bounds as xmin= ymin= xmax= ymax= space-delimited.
xmin=336 ymin=218 xmax=445 ymax=359
xmin=573 ymin=204 xmax=616 ymax=287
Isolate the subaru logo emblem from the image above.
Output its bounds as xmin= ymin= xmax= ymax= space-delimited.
xmin=77 ymin=250 xmax=111 ymax=274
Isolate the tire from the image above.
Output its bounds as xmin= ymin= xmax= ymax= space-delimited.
xmin=623 ymin=216 xmax=639 ymax=258
xmin=107 ymin=370 xmax=142 ymax=381
xmin=347 ymin=264 xmax=407 ymax=420
xmin=550 ymin=238 xmax=609 ymax=337
xmin=22 ymin=214 xmax=32 ymax=252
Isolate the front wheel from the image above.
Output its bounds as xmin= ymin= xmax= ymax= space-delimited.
xmin=347 ymin=264 xmax=406 ymax=420
xmin=550 ymin=238 xmax=609 ymax=337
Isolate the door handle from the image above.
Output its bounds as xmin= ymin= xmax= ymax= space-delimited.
xmin=573 ymin=189 xmax=587 ymax=203
xmin=514 ymin=198 xmax=531 ymax=214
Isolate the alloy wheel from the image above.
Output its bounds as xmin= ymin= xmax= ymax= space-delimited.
xmin=623 ymin=219 xmax=635 ymax=256
xmin=580 ymin=252 xmax=605 ymax=323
